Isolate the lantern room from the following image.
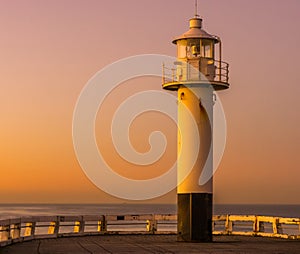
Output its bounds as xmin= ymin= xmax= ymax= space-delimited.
xmin=162 ymin=17 xmax=229 ymax=91
xmin=174 ymin=18 xmax=217 ymax=60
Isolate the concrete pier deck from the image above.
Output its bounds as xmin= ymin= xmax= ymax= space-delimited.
xmin=0 ymin=235 xmax=299 ymax=254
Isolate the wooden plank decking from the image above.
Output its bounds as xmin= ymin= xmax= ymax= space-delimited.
xmin=1 ymin=235 xmax=299 ymax=254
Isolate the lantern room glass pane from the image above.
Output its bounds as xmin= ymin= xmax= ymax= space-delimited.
xmin=186 ymin=39 xmax=201 ymax=58
xmin=177 ymin=44 xmax=186 ymax=59
xmin=204 ymin=45 xmax=211 ymax=58
xmin=201 ymin=39 xmax=213 ymax=58
xmin=177 ymin=40 xmax=187 ymax=59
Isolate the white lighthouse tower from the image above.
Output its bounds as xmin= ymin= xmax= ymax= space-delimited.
xmin=162 ymin=9 xmax=229 ymax=242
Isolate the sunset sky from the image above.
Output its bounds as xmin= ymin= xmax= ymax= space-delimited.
xmin=1 ymin=0 xmax=299 ymax=204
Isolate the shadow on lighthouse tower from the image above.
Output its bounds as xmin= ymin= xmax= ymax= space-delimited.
xmin=162 ymin=12 xmax=230 ymax=242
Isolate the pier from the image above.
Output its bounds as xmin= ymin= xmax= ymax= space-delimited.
xmin=0 ymin=214 xmax=299 ymax=253
xmin=1 ymin=234 xmax=300 ymax=253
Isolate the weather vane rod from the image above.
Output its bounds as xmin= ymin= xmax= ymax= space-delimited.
xmin=195 ymin=0 xmax=199 ymax=17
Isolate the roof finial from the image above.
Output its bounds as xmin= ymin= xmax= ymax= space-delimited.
xmin=195 ymin=0 xmax=199 ymax=17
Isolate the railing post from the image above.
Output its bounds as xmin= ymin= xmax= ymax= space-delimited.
xmin=219 ymin=38 xmax=222 ymax=82
xmin=273 ymin=218 xmax=283 ymax=235
xmin=253 ymin=216 xmax=264 ymax=234
xmin=10 ymin=223 xmax=21 ymax=239
xmin=74 ymin=217 xmax=85 ymax=233
xmin=162 ymin=63 xmax=165 ymax=84
xmin=226 ymin=64 xmax=229 ymax=83
xmin=0 ymin=226 xmax=10 ymax=241
xmin=253 ymin=216 xmax=257 ymax=233
xmin=24 ymin=222 xmax=36 ymax=237
xmin=219 ymin=62 xmax=222 ymax=82
xmin=48 ymin=217 xmax=59 ymax=236
xmin=171 ymin=68 xmax=175 ymax=82
xmin=97 ymin=216 xmax=107 ymax=232
xmin=146 ymin=215 xmax=157 ymax=234
xmin=259 ymin=221 xmax=265 ymax=232
xmin=225 ymin=215 xmax=232 ymax=235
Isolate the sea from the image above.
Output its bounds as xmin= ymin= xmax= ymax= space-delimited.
xmin=0 ymin=204 xmax=299 ymax=220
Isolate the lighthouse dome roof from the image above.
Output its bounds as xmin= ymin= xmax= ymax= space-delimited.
xmin=172 ymin=17 xmax=219 ymax=44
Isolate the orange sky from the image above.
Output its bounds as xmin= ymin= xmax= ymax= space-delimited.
xmin=0 ymin=0 xmax=299 ymax=204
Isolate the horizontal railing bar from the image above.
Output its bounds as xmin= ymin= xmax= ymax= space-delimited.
xmin=157 ymin=222 xmax=177 ymax=224
xmin=107 ymin=223 xmax=147 ymax=226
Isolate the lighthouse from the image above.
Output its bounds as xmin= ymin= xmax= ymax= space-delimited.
xmin=162 ymin=11 xmax=229 ymax=242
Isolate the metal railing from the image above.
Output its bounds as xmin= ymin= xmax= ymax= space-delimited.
xmin=0 ymin=214 xmax=299 ymax=247
xmin=162 ymin=59 xmax=229 ymax=85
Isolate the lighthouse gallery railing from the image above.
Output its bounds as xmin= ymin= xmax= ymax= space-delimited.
xmin=162 ymin=59 xmax=229 ymax=85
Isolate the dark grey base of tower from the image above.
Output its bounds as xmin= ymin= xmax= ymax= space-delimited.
xmin=177 ymin=193 xmax=212 ymax=242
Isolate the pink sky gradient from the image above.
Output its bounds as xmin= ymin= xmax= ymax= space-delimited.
xmin=0 ymin=0 xmax=299 ymax=204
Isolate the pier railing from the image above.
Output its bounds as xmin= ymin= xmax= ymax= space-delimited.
xmin=0 ymin=214 xmax=299 ymax=247
xmin=213 ymin=215 xmax=300 ymax=240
